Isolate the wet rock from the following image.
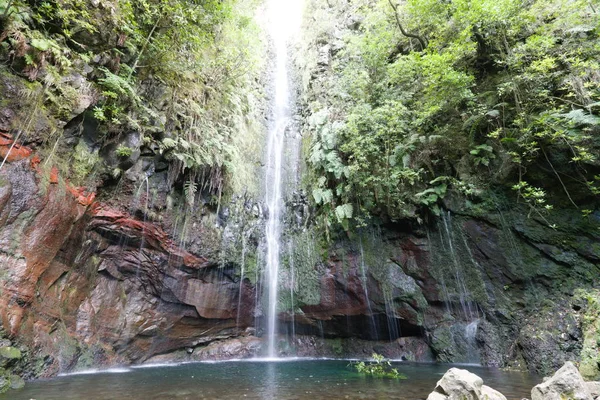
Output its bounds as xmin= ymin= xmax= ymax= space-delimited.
xmin=291 ymin=335 xmax=433 ymax=361
xmin=9 ymin=374 xmax=25 ymax=390
xmin=531 ymin=362 xmax=593 ymax=400
xmin=0 ymin=347 xmax=21 ymax=360
xmin=0 ymin=372 xmax=8 ymax=393
xmin=101 ymin=131 xmax=142 ymax=170
xmin=519 ymin=305 xmax=582 ymax=375
xmin=426 ymin=367 xmax=507 ymax=400
xmin=193 ymin=337 xmax=263 ymax=360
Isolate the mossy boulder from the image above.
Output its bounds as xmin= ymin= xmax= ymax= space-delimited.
xmin=9 ymin=374 xmax=24 ymax=390
xmin=0 ymin=347 xmax=21 ymax=360
xmin=0 ymin=373 xmax=8 ymax=394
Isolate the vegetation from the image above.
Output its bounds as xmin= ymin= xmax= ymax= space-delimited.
xmin=350 ymin=353 xmax=407 ymax=379
xmin=575 ymin=289 xmax=600 ymax=380
xmin=0 ymin=0 xmax=265 ymax=202
xmin=300 ymin=0 xmax=600 ymax=233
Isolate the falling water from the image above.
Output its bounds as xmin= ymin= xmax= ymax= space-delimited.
xmin=288 ymin=241 xmax=296 ymax=343
xmin=263 ymin=0 xmax=303 ymax=358
xmin=134 ymin=176 xmax=150 ymax=278
xmin=358 ymin=239 xmax=378 ymax=340
xmin=236 ymin=236 xmax=247 ymax=331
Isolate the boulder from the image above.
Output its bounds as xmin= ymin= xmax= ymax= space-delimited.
xmin=531 ymin=362 xmax=593 ymax=400
xmin=0 ymin=347 xmax=21 ymax=360
xmin=426 ymin=367 xmax=507 ymax=400
xmin=585 ymin=381 xmax=600 ymax=399
xmin=9 ymin=374 xmax=25 ymax=390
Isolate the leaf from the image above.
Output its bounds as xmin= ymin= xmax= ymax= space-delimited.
xmin=30 ymin=38 xmax=51 ymax=51
xmin=162 ymin=138 xmax=177 ymax=148
xmin=557 ymin=109 xmax=600 ymax=126
xmin=335 ymin=203 xmax=353 ymax=222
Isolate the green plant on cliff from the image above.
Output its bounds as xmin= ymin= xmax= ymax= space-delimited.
xmin=0 ymin=0 xmax=265 ymax=200
xmin=301 ymin=0 xmax=600 ymax=233
xmin=350 ymin=353 xmax=406 ymax=379
xmin=575 ymin=289 xmax=600 ymax=381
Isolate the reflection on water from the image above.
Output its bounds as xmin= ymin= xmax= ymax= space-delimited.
xmin=1 ymin=360 xmax=539 ymax=400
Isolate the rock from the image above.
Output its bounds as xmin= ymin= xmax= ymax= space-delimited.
xmin=0 ymin=347 xmax=21 ymax=360
xmin=575 ymin=289 xmax=600 ymax=381
xmin=0 ymin=372 xmax=8 ymax=394
xmin=531 ymin=362 xmax=593 ymax=400
xmin=9 ymin=374 xmax=25 ymax=390
xmin=481 ymin=385 xmax=508 ymax=400
xmin=427 ymin=367 xmax=507 ymax=400
xmin=585 ymin=381 xmax=600 ymax=398
xmin=517 ymin=302 xmax=583 ymax=375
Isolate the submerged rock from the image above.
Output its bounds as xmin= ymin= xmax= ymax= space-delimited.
xmin=531 ymin=362 xmax=593 ymax=400
xmin=426 ymin=367 xmax=507 ymax=400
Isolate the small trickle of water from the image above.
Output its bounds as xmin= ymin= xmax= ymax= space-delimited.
xmin=236 ymin=236 xmax=247 ymax=331
xmin=464 ymin=319 xmax=480 ymax=364
xmin=358 ymin=239 xmax=378 ymax=340
xmin=288 ymin=241 xmax=296 ymax=343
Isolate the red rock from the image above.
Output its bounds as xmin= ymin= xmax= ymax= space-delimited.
xmin=0 ymin=135 xmax=32 ymax=162
xmin=30 ymin=155 xmax=41 ymax=170
xmin=49 ymin=166 xmax=59 ymax=184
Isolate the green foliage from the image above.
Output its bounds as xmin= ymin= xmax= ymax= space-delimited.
xmin=301 ymin=0 xmax=600 ymax=231
xmin=115 ymin=145 xmax=133 ymax=158
xmin=574 ymin=289 xmax=600 ymax=380
xmin=350 ymin=353 xmax=407 ymax=379
xmin=72 ymin=141 xmax=100 ymax=183
xmin=0 ymin=0 xmax=265 ymax=199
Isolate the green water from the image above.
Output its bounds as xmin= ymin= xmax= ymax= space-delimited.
xmin=1 ymin=360 xmax=539 ymax=400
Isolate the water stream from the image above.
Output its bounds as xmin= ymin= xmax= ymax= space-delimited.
xmin=263 ymin=0 xmax=303 ymax=357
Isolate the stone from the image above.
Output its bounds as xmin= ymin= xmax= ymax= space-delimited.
xmin=585 ymin=382 xmax=600 ymax=398
xmin=9 ymin=374 xmax=25 ymax=390
xmin=531 ymin=362 xmax=593 ymax=400
xmin=481 ymin=385 xmax=508 ymax=400
xmin=426 ymin=367 xmax=507 ymax=400
xmin=0 ymin=373 xmax=8 ymax=394
xmin=0 ymin=347 xmax=21 ymax=360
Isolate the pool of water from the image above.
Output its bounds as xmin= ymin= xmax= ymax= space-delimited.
xmin=1 ymin=359 xmax=539 ymax=400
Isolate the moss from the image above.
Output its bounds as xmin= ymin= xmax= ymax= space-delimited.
xmin=0 ymin=347 xmax=21 ymax=360
xmin=71 ymin=141 xmax=101 ymax=185
xmin=285 ymin=228 xmax=322 ymax=307
xmin=575 ymin=289 xmax=600 ymax=380
xmin=326 ymin=338 xmax=344 ymax=356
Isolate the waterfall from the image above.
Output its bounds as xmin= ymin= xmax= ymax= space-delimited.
xmin=263 ymin=0 xmax=303 ymax=358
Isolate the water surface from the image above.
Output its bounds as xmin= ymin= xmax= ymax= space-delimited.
xmin=2 ymin=360 xmax=538 ymax=400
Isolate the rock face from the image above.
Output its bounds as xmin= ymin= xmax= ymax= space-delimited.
xmin=531 ymin=362 xmax=594 ymax=400
xmin=426 ymin=367 xmax=507 ymax=400
xmin=0 ymin=158 xmax=258 ymax=378
xmin=1 ymin=143 xmax=599 ymax=382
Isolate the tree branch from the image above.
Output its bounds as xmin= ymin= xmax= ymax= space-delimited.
xmin=387 ymin=0 xmax=427 ymax=51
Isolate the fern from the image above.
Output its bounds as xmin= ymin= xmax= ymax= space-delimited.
xmin=97 ymin=68 xmax=141 ymax=106
xmin=183 ymin=180 xmax=197 ymax=209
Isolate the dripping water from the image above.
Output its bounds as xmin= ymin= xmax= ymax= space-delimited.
xmin=236 ymin=235 xmax=247 ymax=331
xmin=358 ymin=238 xmax=378 ymax=340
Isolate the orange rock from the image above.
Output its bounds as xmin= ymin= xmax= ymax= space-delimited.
xmin=30 ymin=155 xmax=41 ymax=170
xmin=0 ymin=132 xmax=33 ymax=162
xmin=78 ymin=192 xmax=96 ymax=206
xmin=49 ymin=167 xmax=59 ymax=184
